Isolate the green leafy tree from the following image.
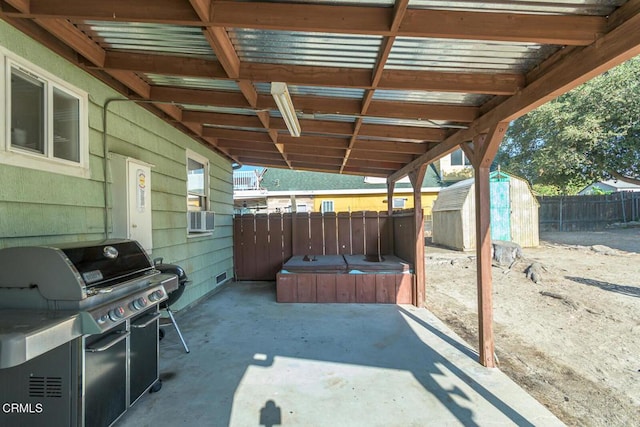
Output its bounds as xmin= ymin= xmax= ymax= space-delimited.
xmin=495 ymin=57 xmax=640 ymax=194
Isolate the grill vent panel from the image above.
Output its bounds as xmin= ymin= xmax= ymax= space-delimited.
xmin=29 ymin=376 xmax=63 ymax=398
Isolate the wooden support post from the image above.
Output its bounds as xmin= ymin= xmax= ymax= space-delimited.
xmin=470 ymin=122 xmax=508 ymax=368
xmin=474 ymin=165 xmax=495 ymax=367
xmin=386 ymin=180 xmax=395 ymax=216
xmin=409 ymin=165 xmax=427 ymax=308
xmin=386 ymin=179 xmax=396 ymax=255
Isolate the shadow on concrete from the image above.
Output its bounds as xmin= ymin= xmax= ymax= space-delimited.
xmin=259 ymin=399 xmax=282 ymax=427
xmin=119 ymin=282 xmax=555 ymax=426
xmin=566 ymin=276 xmax=640 ymax=298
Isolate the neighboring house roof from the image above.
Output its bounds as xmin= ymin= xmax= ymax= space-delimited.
xmin=260 ymin=167 xmax=442 ymax=195
xmin=578 ymin=179 xmax=640 ymax=194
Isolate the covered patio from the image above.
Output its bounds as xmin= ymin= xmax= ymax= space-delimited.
xmin=3 ymin=0 xmax=639 ymax=369
xmin=0 ymin=6 xmax=638 ymax=427
xmin=118 ymin=282 xmax=563 ymax=426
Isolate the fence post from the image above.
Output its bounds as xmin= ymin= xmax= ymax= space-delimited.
xmin=559 ymin=196 xmax=563 ymax=231
xmin=621 ymin=192 xmax=627 ymax=223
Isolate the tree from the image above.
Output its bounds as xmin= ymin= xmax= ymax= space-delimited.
xmin=494 ymin=57 xmax=640 ymax=194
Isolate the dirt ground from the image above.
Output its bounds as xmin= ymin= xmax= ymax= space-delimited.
xmin=424 ymin=228 xmax=640 ymax=427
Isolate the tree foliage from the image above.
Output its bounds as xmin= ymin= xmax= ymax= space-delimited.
xmin=494 ymin=57 xmax=640 ymax=194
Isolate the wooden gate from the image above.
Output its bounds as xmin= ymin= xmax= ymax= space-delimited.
xmin=234 ymin=211 xmax=393 ymax=281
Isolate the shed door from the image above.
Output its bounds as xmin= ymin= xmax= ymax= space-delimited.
xmin=490 ymin=180 xmax=511 ymax=241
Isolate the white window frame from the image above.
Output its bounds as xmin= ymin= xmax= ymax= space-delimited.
xmin=449 ymin=148 xmax=472 ymax=167
xmin=392 ymin=198 xmax=407 ymax=209
xmin=186 ymin=149 xmax=210 ymax=212
xmin=0 ymin=48 xmax=89 ymax=178
xmin=321 ymin=200 xmax=334 ymax=213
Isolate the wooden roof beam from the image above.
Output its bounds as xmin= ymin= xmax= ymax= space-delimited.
xmin=234 ymin=157 xmax=289 ymax=167
xmin=95 ymin=51 xmax=522 ymax=95
xmin=209 ymin=3 xmax=605 ymax=45
xmin=216 ymin=139 xmax=279 ymax=153
xmin=379 ymin=70 xmax=524 ymax=95
xmin=348 ymin=149 xmax=415 ymax=164
xmin=365 ymin=0 xmax=410 ymax=114
xmin=149 ymin=86 xmax=250 ymax=107
xmin=4 ymin=0 xmax=202 ymax=25
xmin=202 ymin=127 xmax=273 ymax=143
xmin=286 ymin=162 xmax=342 ymax=174
xmin=230 ymin=151 xmax=286 ymax=161
xmin=101 ymin=51 xmax=226 ymax=78
xmin=286 ymin=154 xmax=343 ymax=167
xmin=5 ymin=1 xmax=605 ymax=45
xmin=284 ymin=145 xmax=346 ymax=159
xmin=367 ymin=101 xmax=478 ymax=123
xmin=341 ymin=166 xmax=388 ymax=178
xmin=259 ymin=95 xmax=478 ymax=122
xmin=400 ymin=9 xmax=604 ymax=45
xmin=353 ymin=140 xmax=429 ymax=155
xmin=183 ymin=111 xmax=263 ymax=128
xmin=359 ymin=124 xmax=447 ymax=142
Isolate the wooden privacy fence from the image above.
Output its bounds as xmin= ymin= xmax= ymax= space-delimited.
xmin=234 ymin=210 xmax=417 ymax=281
xmin=537 ymin=192 xmax=640 ymax=231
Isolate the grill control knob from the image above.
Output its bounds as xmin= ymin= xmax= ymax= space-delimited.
xmin=108 ymin=306 xmax=125 ymax=322
xmin=129 ymin=297 xmax=148 ymax=311
xmin=148 ymin=289 xmax=165 ymax=302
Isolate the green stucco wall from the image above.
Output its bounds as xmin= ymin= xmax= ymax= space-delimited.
xmin=0 ymin=21 xmax=234 ymax=310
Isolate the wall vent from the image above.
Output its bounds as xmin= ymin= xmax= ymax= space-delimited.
xmin=216 ymin=272 xmax=227 ymax=284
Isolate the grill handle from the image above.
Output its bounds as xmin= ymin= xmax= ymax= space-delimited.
xmin=131 ymin=313 xmax=161 ymax=329
xmin=86 ymin=331 xmax=130 ymax=352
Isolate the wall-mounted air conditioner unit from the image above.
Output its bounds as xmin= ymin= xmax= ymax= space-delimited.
xmin=188 ymin=211 xmax=215 ymax=232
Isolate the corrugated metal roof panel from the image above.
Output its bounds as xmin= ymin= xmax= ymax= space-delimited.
xmin=179 ymin=105 xmax=258 ymax=116
xmin=309 ymin=114 xmax=358 ymax=123
xmin=144 ymin=74 xmax=239 ymax=91
xmin=254 ymin=83 xmax=365 ymax=99
xmin=362 ymin=116 xmax=466 ymax=129
xmin=232 ymin=0 xmax=622 ymax=14
xmin=408 ymin=0 xmax=624 ymax=15
xmin=81 ymin=21 xmax=215 ymax=59
xmin=268 ymin=110 xmax=359 ymax=123
xmin=229 ymin=29 xmax=382 ymax=69
xmin=387 ymin=38 xmax=558 ymax=73
xmin=373 ymin=89 xmax=490 ymax=106
xmin=203 ymin=124 xmax=269 ymax=132
xmin=358 ymin=135 xmax=430 ymax=143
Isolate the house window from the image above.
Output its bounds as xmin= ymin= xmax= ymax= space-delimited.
xmin=2 ymin=53 xmax=88 ymax=177
xmin=392 ymin=198 xmax=406 ymax=209
xmin=187 ymin=151 xmax=209 ymax=212
xmin=321 ymin=200 xmax=334 ymax=213
xmin=450 ymin=149 xmax=471 ymax=166
xmin=286 ymin=204 xmax=307 ymax=213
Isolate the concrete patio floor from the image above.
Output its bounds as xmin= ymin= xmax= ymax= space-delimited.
xmin=118 ymin=282 xmax=564 ymax=427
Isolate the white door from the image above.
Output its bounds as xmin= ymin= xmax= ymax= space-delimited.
xmin=127 ymin=161 xmax=153 ymax=253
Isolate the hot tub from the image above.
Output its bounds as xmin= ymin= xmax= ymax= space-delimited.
xmin=277 ymin=254 xmax=413 ymax=304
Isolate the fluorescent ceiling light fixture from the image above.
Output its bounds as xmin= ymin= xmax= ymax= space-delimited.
xmin=271 ymin=82 xmax=301 ymax=137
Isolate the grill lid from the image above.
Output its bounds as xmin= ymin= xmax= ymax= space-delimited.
xmin=0 ymin=240 xmax=153 ymax=300
xmin=59 ymin=240 xmax=153 ymax=287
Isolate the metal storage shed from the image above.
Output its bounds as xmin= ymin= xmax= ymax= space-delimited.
xmin=432 ymin=172 xmax=539 ymax=251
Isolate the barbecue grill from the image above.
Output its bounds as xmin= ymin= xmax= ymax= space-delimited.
xmin=154 ymin=257 xmax=191 ymax=353
xmin=0 ymin=239 xmax=178 ymax=427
